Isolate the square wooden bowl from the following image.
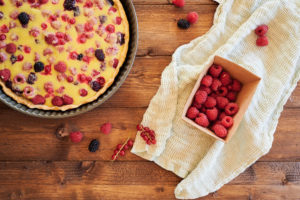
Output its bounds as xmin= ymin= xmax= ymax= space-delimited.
xmin=182 ymin=56 xmax=261 ymax=142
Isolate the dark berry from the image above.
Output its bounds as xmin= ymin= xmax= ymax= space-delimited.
xmin=5 ymin=80 xmax=12 ymax=89
xmin=117 ymin=32 xmax=125 ymax=45
xmin=95 ymin=49 xmax=105 ymax=62
xmin=10 ymin=55 xmax=17 ymax=64
xmin=91 ymin=81 xmax=102 ymax=92
xmin=77 ymin=53 xmax=83 ymax=60
xmin=99 ymin=15 xmax=107 ymax=24
xmin=106 ymin=0 xmax=114 ymax=6
xmin=63 ymin=0 xmax=76 ymax=11
xmin=27 ymin=72 xmax=37 ymax=84
xmin=18 ymin=12 xmax=30 ymax=26
xmin=177 ymin=19 xmax=190 ymax=29
xmin=34 ymin=61 xmax=44 ymax=72
xmin=88 ymin=139 xmax=100 ymax=152
xmin=0 ymin=11 xmax=3 ymax=19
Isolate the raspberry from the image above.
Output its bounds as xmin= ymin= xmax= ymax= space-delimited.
xmin=0 ymin=68 xmax=11 ymax=81
xmin=220 ymin=71 xmax=232 ymax=86
xmin=172 ymin=0 xmax=184 ymax=7
xmin=5 ymin=43 xmax=17 ymax=54
xmin=96 ymin=76 xmax=105 ymax=86
xmin=216 ymin=86 xmax=228 ymax=97
xmin=18 ymin=12 xmax=30 ymax=26
xmin=201 ymin=75 xmax=213 ymax=87
xmin=199 ymin=86 xmax=211 ymax=94
xmin=225 ymin=103 xmax=239 ymax=116
xmin=100 ymin=122 xmax=112 ymax=134
xmin=227 ymin=91 xmax=237 ymax=101
xmin=177 ymin=19 xmax=190 ymax=29
xmin=0 ymin=34 xmax=6 ymax=41
xmin=187 ymin=12 xmax=198 ymax=24
xmin=256 ymin=36 xmax=268 ymax=46
xmin=232 ymin=79 xmax=242 ymax=92
xmin=221 ymin=116 xmax=233 ymax=128
xmin=194 ymin=90 xmax=207 ymax=105
xmin=62 ymin=94 xmax=73 ymax=105
xmin=31 ymin=95 xmax=46 ymax=105
xmin=79 ymin=88 xmax=88 ymax=96
xmin=192 ymin=100 xmax=202 ymax=109
xmin=69 ymin=131 xmax=83 ymax=143
xmin=105 ymin=24 xmax=115 ymax=33
xmin=216 ymin=96 xmax=229 ymax=109
xmin=186 ymin=106 xmax=199 ymax=120
xmin=195 ymin=113 xmax=209 ymax=127
xmin=54 ymin=61 xmax=67 ymax=73
xmin=255 ymin=24 xmax=268 ymax=36
xmin=88 ymin=139 xmax=100 ymax=152
xmin=211 ymin=78 xmax=222 ymax=91
xmin=45 ymin=34 xmax=58 ymax=45
xmin=208 ymin=64 xmax=222 ymax=78
xmin=206 ymin=107 xmax=218 ymax=121
xmin=212 ymin=124 xmax=228 ymax=138
xmin=219 ymin=112 xmax=226 ymax=120
xmin=204 ymin=96 xmax=216 ymax=108
xmin=39 ymin=0 xmax=49 ymax=4
xmin=52 ymin=96 xmax=64 ymax=106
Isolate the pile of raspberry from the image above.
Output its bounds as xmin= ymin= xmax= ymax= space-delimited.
xmin=186 ymin=64 xmax=242 ymax=139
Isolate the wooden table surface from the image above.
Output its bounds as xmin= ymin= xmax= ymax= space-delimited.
xmin=1 ymin=0 xmax=300 ymax=199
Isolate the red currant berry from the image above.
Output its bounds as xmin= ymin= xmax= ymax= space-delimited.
xmin=24 ymin=46 xmax=31 ymax=53
xmin=67 ymin=76 xmax=74 ymax=83
xmin=136 ymin=124 xmax=143 ymax=131
xmin=17 ymin=54 xmax=24 ymax=61
xmin=127 ymin=139 xmax=134 ymax=147
xmin=41 ymin=23 xmax=47 ymax=30
xmin=69 ymin=18 xmax=76 ymax=24
xmin=116 ymin=144 xmax=122 ymax=150
xmin=120 ymin=150 xmax=125 ymax=156
xmin=114 ymin=149 xmax=118 ymax=154
xmin=144 ymin=127 xmax=150 ymax=132
xmin=123 ymin=144 xmax=129 ymax=150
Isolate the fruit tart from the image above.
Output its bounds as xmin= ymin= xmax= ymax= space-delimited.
xmin=0 ymin=0 xmax=129 ymax=110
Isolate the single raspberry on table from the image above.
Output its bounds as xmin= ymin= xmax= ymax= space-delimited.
xmin=186 ymin=106 xmax=199 ymax=120
xmin=221 ymin=116 xmax=233 ymax=128
xmin=212 ymin=124 xmax=228 ymax=138
xmin=211 ymin=78 xmax=222 ymax=91
xmin=219 ymin=71 xmax=232 ymax=86
xmin=195 ymin=113 xmax=209 ymax=127
xmin=208 ymin=64 xmax=223 ymax=78
xmin=256 ymin=36 xmax=268 ymax=46
xmin=231 ymin=79 xmax=242 ymax=92
xmin=187 ymin=12 xmax=198 ymax=24
xmin=204 ymin=96 xmax=216 ymax=108
xmin=225 ymin=103 xmax=239 ymax=116
xmin=194 ymin=90 xmax=207 ymax=105
xmin=172 ymin=0 xmax=185 ymax=8
xmin=206 ymin=107 xmax=218 ymax=121
xmin=199 ymin=86 xmax=211 ymax=95
xmin=100 ymin=122 xmax=112 ymax=134
xmin=69 ymin=131 xmax=84 ymax=143
xmin=201 ymin=75 xmax=213 ymax=87
xmin=255 ymin=24 xmax=268 ymax=36
xmin=227 ymin=91 xmax=237 ymax=101
xmin=216 ymin=96 xmax=229 ymax=109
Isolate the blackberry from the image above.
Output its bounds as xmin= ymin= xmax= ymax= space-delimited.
xmin=106 ymin=0 xmax=114 ymax=6
xmin=77 ymin=53 xmax=83 ymax=60
xmin=99 ymin=15 xmax=107 ymax=24
xmin=90 ymin=81 xmax=102 ymax=92
xmin=5 ymin=80 xmax=12 ymax=89
xmin=95 ymin=49 xmax=105 ymax=62
xmin=10 ymin=55 xmax=17 ymax=64
xmin=18 ymin=12 xmax=30 ymax=26
xmin=0 ymin=12 xmax=4 ymax=20
xmin=177 ymin=19 xmax=190 ymax=29
xmin=117 ymin=33 xmax=125 ymax=45
xmin=88 ymin=139 xmax=100 ymax=152
xmin=73 ymin=6 xmax=80 ymax=17
xmin=34 ymin=61 xmax=44 ymax=72
xmin=13 ymin=88 xmax=23 ymax=96
xmin=63 ymin=0 xmax=76 ymax=11
xmin=27 ymin=72 xmax=37 ymax=84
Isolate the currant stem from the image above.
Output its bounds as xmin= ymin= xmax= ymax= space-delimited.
xmin=112 ymin=137 xmax=130 ymax=162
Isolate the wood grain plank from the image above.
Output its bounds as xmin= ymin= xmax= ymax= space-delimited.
xmin=0 ymin=107 xmax=299 ymax=161
xmin=132 ymin=0 xmax=217 ymax=5
xmin=0 ymin=184 xmax=299 ymax=200
xmin=135 ymin=5 xmax=216 ymax=56
xmin=0 ymin=161 xmax=299 ymax=186
xmin=1 ymin=56 xmax=298 ymax=109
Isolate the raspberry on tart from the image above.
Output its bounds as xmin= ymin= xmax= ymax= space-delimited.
xmin=0 ymin=0 xmax=129 ymax=111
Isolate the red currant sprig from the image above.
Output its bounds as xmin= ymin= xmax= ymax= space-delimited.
xmin=137 ymin=124 xmax=156 ymax=145
xmin=111 ymin=138 xmax=134 ymax=161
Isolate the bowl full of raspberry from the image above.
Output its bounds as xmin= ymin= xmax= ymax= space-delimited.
xmin=182 ymin=56 xmax=261 ymax=142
